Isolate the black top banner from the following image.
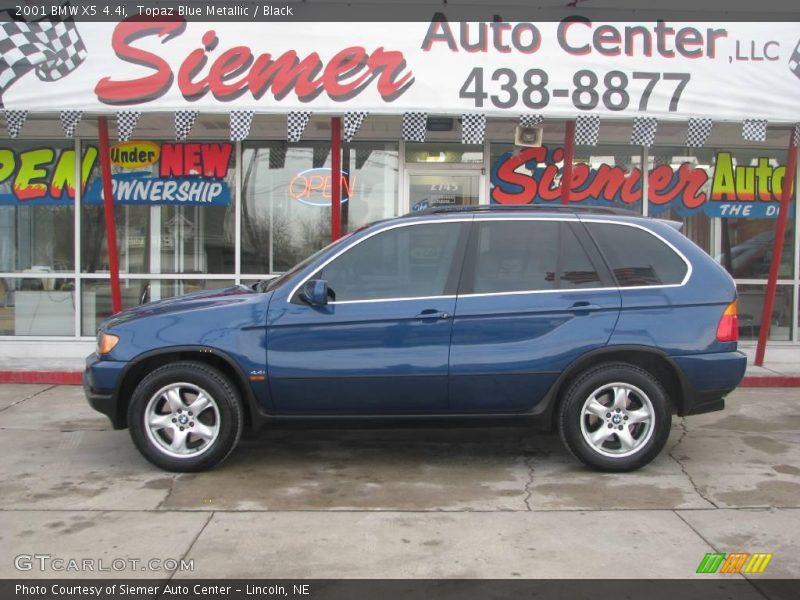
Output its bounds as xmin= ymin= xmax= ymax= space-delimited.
xmin=1 ymin=0 xmax=799 ymax=22
xmin=3 ymin=579 xmax=800 ymax=600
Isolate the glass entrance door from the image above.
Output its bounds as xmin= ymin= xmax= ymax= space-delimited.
xmin=406 ymin=171 xmax=483 ymax=213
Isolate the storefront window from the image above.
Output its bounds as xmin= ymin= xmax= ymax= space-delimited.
xmin=405 ymin=142 xmax=483 ymax=164
xmin=0 ymin=141 xmax=77 ymax=273
xmin=720 ymin=218 xmax=795 ymax=280
xmin=713 ymin=149 xmax=795 ymax=280
xmin=81 ymin=278 xmax=234 ymax=336
xmin=241 ymin=141 xmax=399 ymax=274
xmin=736 ymin=284 xmax=793 ymax=341
xmin=489 ymin=143 xmax=642 ymax=213
xmin=0 ymin=276 xmax=76 ymax=336
xmin=81 ymin=141 xmax=236 ymax=275
xmin=645 ymin=147 xmax=715 ymax=253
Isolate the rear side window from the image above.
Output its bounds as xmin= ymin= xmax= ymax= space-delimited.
xmin=467 ymin=220 xmax=603 ymax=294
xmin=586 ymin=222 xmax=688 ymax=287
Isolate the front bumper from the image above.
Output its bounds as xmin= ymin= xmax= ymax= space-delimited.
xmin=83 ymin=353 xmax=127 ymax=429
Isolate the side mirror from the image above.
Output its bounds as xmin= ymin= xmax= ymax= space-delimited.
xmin=300 ymin=279 xmax=329 ymax=306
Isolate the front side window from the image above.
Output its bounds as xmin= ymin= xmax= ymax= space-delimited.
xmin=586 ymin=222 xmax=688 ymax=287
xmin=468 ymin=220 xmax=603 ymax=294
xmin=316 ymin=222 xmax=462 ymax=302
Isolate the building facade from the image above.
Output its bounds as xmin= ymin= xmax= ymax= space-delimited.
xmin=0 ymin=16 xmax=798 ymax=357
xmin=1 ymin=116 xmax=797 ymax=355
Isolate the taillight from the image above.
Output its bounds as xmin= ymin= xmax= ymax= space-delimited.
xmin=716 ymin=301 xmax=739 ymax=342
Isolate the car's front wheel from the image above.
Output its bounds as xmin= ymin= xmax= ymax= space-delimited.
xmin=128 ymin=361 xmax=243 ymax=472
xmin=558 ymin=362 xmax=672 ymax=472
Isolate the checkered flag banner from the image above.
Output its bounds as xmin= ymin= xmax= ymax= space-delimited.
xmin=402 ymin=112 xmax=427 ymax=142
xmin=686 ymin=118 xmax=714 ymax=148
xmin=575 ymin=115 xmax=600 ymax=146
xmin=59 ymin=109 xmax=81 ymax=137
xmin=287 ymin=111 xmax=311 ymax=143
xmin=0 ymin=6 xmax=87 ymax=108
xmin=631 ymin=117 xmax=658 ymax=147
xmin=116 ymin=110 xmax=141 ymax=142
xmin=793 ymin=123 xmax=800 ymax=146
xmin=742 ymin=119 xmax=768 ymax=142
xmin=2 ymin=109 xmax=27 ymax=138
xmin=175 ymin=110 xmax=198 ymax=141
xmin=520 ymin=114 xmax=544 ymax=127
xmin=230 ymin=110 xmax=254 ymax=142
xmin=462 ymin=113 xmax=486 ymax=145
xmin=343 ymin=111 xmax=367 ymax=142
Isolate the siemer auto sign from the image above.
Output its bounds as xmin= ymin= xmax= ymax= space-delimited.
xmin=0 ymin=16 xmax=799 ymax=121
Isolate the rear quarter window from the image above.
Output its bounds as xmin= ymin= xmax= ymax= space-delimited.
xmin=585 ymin=222 xmax=688 ymax=287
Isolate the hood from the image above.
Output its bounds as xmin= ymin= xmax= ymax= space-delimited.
xmin=100 ymin=285 xmax=262 ymax=330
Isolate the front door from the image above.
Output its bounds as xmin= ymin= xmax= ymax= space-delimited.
xmin=406 ymin=171 xmax=483 ymax=212
xmin=267 ymin=220 xmax=469 ymax=414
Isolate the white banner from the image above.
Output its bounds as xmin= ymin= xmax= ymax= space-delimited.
xmin=1 ymin=19 xmax=799 ymax=122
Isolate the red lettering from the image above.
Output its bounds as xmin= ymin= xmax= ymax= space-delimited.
xmin=537 ymin=165 xmax=561 ymax=201
xmin=95 ymin=18 xmax=185 ymax=104
xmin=647 ymin=164 xmax=678 ymax=205
xmin=569 ymin=163 xmax=592 ymax=201
xmin=491 ymin=148 xmax=542 ymax=204
xmin=323 ymin=47 xmax=370 ymax=98
xmin=675 ymin=162 xmax=708 ymax=208
xmin=159 ymin=144 xmax=183 ymax=177
xmin=97 ymin=22 xmax=413 ymax=105
xmin=202 ymin=144 xmax=233 ymax=178
xmin=183 ymin=144 xmax=202 ymax=175
xmin=368 ymin=48 xmax=415 ymax=100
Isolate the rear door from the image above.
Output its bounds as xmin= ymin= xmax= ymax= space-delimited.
xmin=449 ymin=217 xmax=621 ymax=412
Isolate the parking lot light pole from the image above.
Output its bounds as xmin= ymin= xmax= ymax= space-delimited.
xmin=97 ymin=116 xmax=122 ymax=314
xmin=755 ymin=129 xmax=798 ymax=366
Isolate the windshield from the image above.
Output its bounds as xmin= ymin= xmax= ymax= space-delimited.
xmin=259 ymin=232 xmax=355 ymax=292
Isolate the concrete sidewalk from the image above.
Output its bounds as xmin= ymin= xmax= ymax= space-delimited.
xmin=0 ymin=384 xmax=798 ymax=579
xmin=1 ymin=351 xmax=798 ymax=386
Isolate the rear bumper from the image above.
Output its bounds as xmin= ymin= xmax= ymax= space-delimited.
xmin=83 ymin=353 xmax=126 ymax=429
xmin=672 ymin=350 xmax=747 ymax=416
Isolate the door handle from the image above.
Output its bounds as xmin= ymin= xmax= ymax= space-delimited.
xmin=569 ymin=301 xmax=602 ymax=314
xmin=415 ymin=309 xmax=450 ymax=321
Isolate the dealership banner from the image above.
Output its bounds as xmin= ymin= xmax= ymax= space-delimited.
xmin=0 ymin=141 xmax=232 ymax=206
xmin=490 ymin=146 xmax=796 ymax=218
xmin=1 ymin=17 xmax=799 ymax=121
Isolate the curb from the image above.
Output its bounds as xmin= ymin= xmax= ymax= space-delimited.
xmin=740 ymin=376 xmax=800 ymax=387
xmin=0 ymin=371 xmax=83 ymax=385
xmin=0 ymin=371 xmax=799 ymax=388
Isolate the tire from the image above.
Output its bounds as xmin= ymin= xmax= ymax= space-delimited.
xmin=558 ymin=362 xmax=672 ymax=472
xmin=128 ymin=361 xmax=244 ymax=472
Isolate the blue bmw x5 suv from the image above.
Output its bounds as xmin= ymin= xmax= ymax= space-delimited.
xmin=84 ymin=206 xmax=746 ymax=472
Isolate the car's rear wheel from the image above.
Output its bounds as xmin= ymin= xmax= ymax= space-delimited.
xmin=558 ymin=362 xmax=672 ymax=472
xmin=128 ymin=361 xmax=243 ymax=472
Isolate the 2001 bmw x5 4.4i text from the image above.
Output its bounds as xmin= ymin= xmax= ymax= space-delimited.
xmin=84 ymin=206 xmax=746 ymax=472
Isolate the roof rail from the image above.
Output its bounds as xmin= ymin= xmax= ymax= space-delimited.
xmin=403 ymin=204 xmax=641 ymax=218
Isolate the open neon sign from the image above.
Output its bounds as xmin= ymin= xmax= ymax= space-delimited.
xmin=288 ymin=168 xmax=355 ymax=207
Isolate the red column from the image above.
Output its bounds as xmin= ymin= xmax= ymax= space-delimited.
xmin=97 ymin=117 xmax=122 ymax=314
xmin=755 ymin=130 xmax=798 ymax=365
xmin=331 ymin=117 xmax=342 ymax=241
xmin=561 ymin=120 xmax=576 ymax=205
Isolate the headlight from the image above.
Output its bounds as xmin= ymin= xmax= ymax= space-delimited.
xmin=97 ymin=332 xmax=120 ymax=355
